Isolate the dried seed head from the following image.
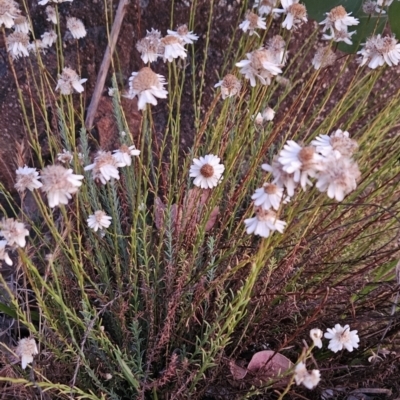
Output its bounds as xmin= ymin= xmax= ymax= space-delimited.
xmin=7 ymin=31 xmax=29 ymax=47
xmin=330 ymin=136 xmax=358 ymax=156
xmin=200 ymin=164 xmax=215 ymax=178
xmin=177 ymin=24 xmax=189 ymax=36
xmin=329 ymin=5 xmax=348 ymax=20
xmin=255 ymin=208 xmax=277 ymax=221
xmin=220 ymin=74 xmax=241 ymax=97
xmin=161 ymin=35 xmax=182 ymax=46
xmin=288 ymin=3 xmax=307 ymax=19
xmin=131 ymin=67 xmax=160 ymax=92
xmin=362 ymin=0 xmax=378 ymax=14
xmin=246 ymin=11 xmax=261 ymax=29
xmin=298 ymin=146 xmax=315 ymax=164
xmin=263 ymin=183 xmax=279 ymax=195
xmin=312 ymin=46 xmax=336 ymax=69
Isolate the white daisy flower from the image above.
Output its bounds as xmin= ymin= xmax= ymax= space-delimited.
xmin=15 ymin=166 xmax=43 ymax=192
xmin=324 ymin=323 xmax=360 ymax=352
xmin=15 ymin=338 xmax=38 ymax=370
xmin=13 ymin=16 xmax=30 ymax=33
xmin=273 ymin=0 xmax=308 ymax=30
xmin=38 ymin=0 xmax=73 ymax=4
xmin=189 ymin=154 xmax=225 ymax=189
xmin=244 ymin=208 xmax=286 ymax=238
xmin=312 ymin=46 xmax=336 ymax=70
xmin=311 ymin=129 xmax=358 ymax=159
xmin=136 ymin=28 xmax=164 ymax=63
xmin=236 ymin=48 xmax=282 ymax=87
xmin=112 ymin=144 xmax=140 ymax=167
xmin=294 ymin=362 xmax=321 ymax=389
xmin=66 ymin=17 xmax=86 ymax=39
xmin=254 ymin=0 xmax=278 ymax=16
xmin=239 ymin=11 xmax=266 ymax=36
xmin=167 ymin=24 xmax=198 ymax=44
xmin=0 ymin=218 xmax=29 ymax=248
xmin=40 ymin=165 xmax=84 ymax=208
xmin=87 ymin=210 xmax=112 ymax=232
xmin=57 ymin=149 xmax=73 ymax=163
xmin=84 ymin=150 xmax=121 ymax=184
xmin=278 ymin=141 xmax=324 ymax=190
xmin=6 ymin=32 xmax=29 ymax=59
xmin=262 ymin=158 xmax=297 ymax=197
xmin=56 ymin=67 xmax=87 ymax=95
xmin=126 ymin=67 xmax=168 ymax=110
xmin=320 ymin=5 xmax=359 ymax=34
xmin=323 ymin=28 xmax=356 ymax=45
xmin=358 ymin=34 xmax=400 ymax=69
xmin=315 ymin=156 xmax=360 ymax=202
xmin=310 ymin=328 xmax=323 ymax=349
xmin=41 ymin=30 xmax=57 ymax=47
xmin=160 ymin=35 xmax=187 ymax=62
xmin=214 ymin=74 xmax=242 ymax=99
xmin=45 ymin=6 xmax=57 ymax=24
xmin=0 ymin=0 xmax=20 ymax=28
xmin=0 ymin=240 xmax=13 ymax=266
xmin=251 ymin=182 xmax=284 ymax=211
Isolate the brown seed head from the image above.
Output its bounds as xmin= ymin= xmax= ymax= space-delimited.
xmin=330 ymin=136 xmax=358 ymax=156
xmin=329 ymin=5 xmax=347 ymax=20
xmin=161 ymin=35 xmax=182 ymax=46
xmin=177 ymin=24 xmax=189 ymax=36
xmin=298 ymin=146 xmax=315 ymax=164
xmin=7 ymin=31 xmax=29 ymax=47
xmin=288 ymin=3 xmax=307 ymax=19
xmin=264 ymin=183 xmax=278 ymax=195
xmin=256 ymin=208 xmax=276 ymax=221
xmin=131 ymin=67 xmax=159 ymax=92
xmin=246 ymin=11 xmax=260 ymax=29
xmin=200 ymin=164 xmax=214 ymax=178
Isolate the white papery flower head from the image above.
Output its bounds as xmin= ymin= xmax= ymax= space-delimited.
xmin=267 ymin=35 xmax=288 ymax=65
xmin=323 ymin=28 xmax=356 ymax=45
xmin=40 ymin=165 xmax=84 ymax=208
xmin=167 ymin=24 xmax=198 ymax=44
xmin=0 ymin=218 xmax=29 ymax=248
xmin=126 ymin=67 xmax=168 ymax=110
xmin=45 ymin=5 xmax=57 ymax=23
xmin=112 ymin=144 xmax=140 ymax=167
xmin=273 ymin=0 xmax=308 ymax=30
xmin=15 ymin=166 xmax=43 ymax=192
xmin=0 ymin=240 xmax=13 ymax=266
xmin=262 ymin=158 xmax=297 ymax=197
xmin=236 ymin=47 xmax=282 ymax=87
xmin=6 ymin=32 xmax=29 ymax=59
xmin=41 ymin=30 xmax=57 ymax=47
xmin=244 ymin=207 xmax=286 ymax=238
xmin=0 ymin=0 xmax=20 ymax=28
xmin=67 ymin=17 xmax=86 ymax=39
xmin=38 ymin=0 xmax=73 ymax=4
xmin=214 ymin=74 xmax=242 ymax=99
xmin=294 ymin=362 xmax=321 ymax=389
xmin=136 ymin=28 xmax=164 ymax=63
xmin=363 ymin=0 xmax=379 ymax=14
xmin=13 ymin=16 xmax=30 ymax=33
xmin=251 ymin=182 xmax=284 ymax=211
xmin=189 ymin=154 xmax=225 ymax=189
xmin=324 ymin=323 xmax=360 ymax=352
xmin=253 ymin=112 xmax=264 ymax=126
xmin=15 ymin=338 xmax=38 ymax=370
xmin=262 ymin=106 xmax=275 ymax=121
xmin=84 ymin=151 xmax=121 ymax=184
xmin=160 ymin=35 xmax=187 ymax=62
xmin=374 ymin=0 xmax=393 ymax=13
xmin=316 ymin=156 xmax=360 ymax=201
xmin=310 ymin=328 xmax=323 ymax=349
xmin=312 ymin=129 xmax=358 ymax=159
xmin=239 ymin=11 xmax=266 ymax=36
xmin=56 ymin=67 xmax=87 ymax=95
xmin=57 ymin=149 xmax=73 ymax=163
xmin=87 ymin=210 xmax=112 ymax=232
xmin=312 ymin=46 xmax=336 ymax=70
xmin=358 ymin=34 xmax=400 ymax=68
xmin=254 ymin=0 xmax=278 ymax=16
xmin=320 ymin=5 xmax=359 ymax=34
xmin=278 ymin=141 xmax=324 ymax=189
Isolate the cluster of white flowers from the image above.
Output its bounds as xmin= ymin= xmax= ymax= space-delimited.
xmin=84 ymin=144 xmax=140 ymax=184
xmin=136 ymin=24 xmax=197 ymax=64
xmin=189 ymin=154 xmax=225 ymax=189
xmin=273 ymin=0 xmax=308 ymax=31
xmin=358 ymin=34 xmax=400 ymax=69
xmin=320 ymin=5 xmax=359 ymax=45
xmin=236 ymin=36 xmax=286 ymax=87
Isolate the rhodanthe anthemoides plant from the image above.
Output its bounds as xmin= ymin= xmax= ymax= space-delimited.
xmin=0 ymin=0 xmax=399 ymax=398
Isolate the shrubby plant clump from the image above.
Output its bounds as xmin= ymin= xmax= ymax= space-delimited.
xmin=0 ymin=0 xmax=399 ymax=398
